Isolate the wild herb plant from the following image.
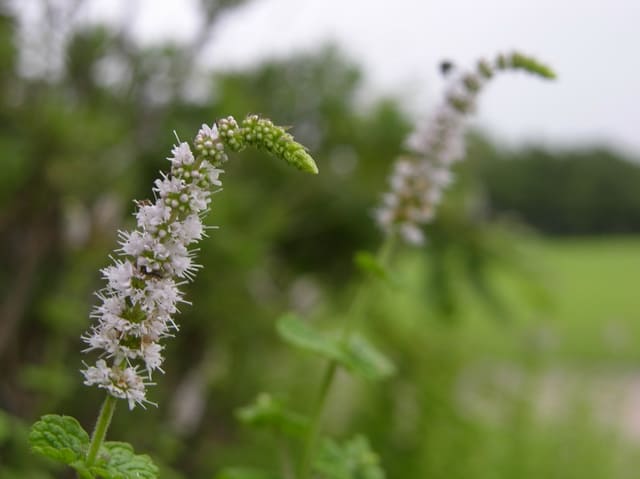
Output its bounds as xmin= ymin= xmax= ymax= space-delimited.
xmin=27 ymin=52 xmax=554 ymax=479
xmin=225 ymin=52 xmax=554 ymax=479
xmin=27 ymin=115 xmax=318 ymax=478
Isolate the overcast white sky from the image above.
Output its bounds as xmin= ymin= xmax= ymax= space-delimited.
xmin=84 ymin=0 xmax=640 ymax=156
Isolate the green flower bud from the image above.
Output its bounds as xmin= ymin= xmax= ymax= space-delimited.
xmin=237 ymin=114 xmax=319 ymax=174
xmin=507 ymin=52 xmax=556 ymax=79
xmin=284 ymin=144 xmax=319 ymax=175
xmin=496 ymin=53 xmax=508 ymax=70
xmin=447 ymin=94 xmax=472 ymax=114
xmin=462 ymin=73 xmax=481 ymax=93
xmin=217 ymin=116 xmax=245 ymax=153
xmin=477 ymin=59 xmax=494 ymax=79
xmin=194 ymin=123 xmax=228 ymax=166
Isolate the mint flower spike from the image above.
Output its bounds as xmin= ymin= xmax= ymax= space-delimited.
xmin=376 ymin=52 xmax=554 ymax=245
xmin=81 ymin=134 xmax=222 ymax=409
xmin=81 ymin=117 xmax=317 ymax=409
xmin=216 ymin=114 xmax=319 ymax=174
xmin=496 ymin=51 xmax=556 ymax=79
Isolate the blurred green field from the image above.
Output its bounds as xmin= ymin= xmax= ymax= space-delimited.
xmin=388 ymin=236 xmax=640 ymax=363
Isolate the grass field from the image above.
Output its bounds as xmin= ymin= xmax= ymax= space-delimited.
xmin=389 ymin=236 xmax=640 ymax=363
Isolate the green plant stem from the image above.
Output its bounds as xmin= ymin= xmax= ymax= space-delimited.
xmin=298 ymin=234 xmax=396 ymax=479
xmin=299 ymin=360 xmax=338 ymax=479
xmin=279 ymin=436 xmax=295 ymax=479
xmin=85 ymin=394 xmax=117 ymax=468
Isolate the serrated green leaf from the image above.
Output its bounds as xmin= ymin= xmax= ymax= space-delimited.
xmin=91 ymin=441 xmax=158 ymax=479
xmin=314 ymin=435 xmax=385 ymax=479
xmin=29 ymin=414 xmax=90 ymax=466
xmin=277 ymin=315 xmax=394 ymax=381
xmin=341 ymin=335 xmax=396 ymax=381
xmin=276 ymin=314 xmax=345 ymax=363
xmin=236 ymin=393 xmax=308 ymax=437
xmin=215 ymin=467 xmax=281 ymax=479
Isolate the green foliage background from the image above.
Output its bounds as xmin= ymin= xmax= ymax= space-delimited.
xmin=1 ymin=2 xmax=640 ymax=478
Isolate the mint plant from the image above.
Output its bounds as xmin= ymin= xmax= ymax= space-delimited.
xmin=223 ymin=52 xmax=555 ymax=479
xmin=28 ymin=115 xmax=318 ymax=478
xmin=27 ymin=52 xmax=554 ymax=479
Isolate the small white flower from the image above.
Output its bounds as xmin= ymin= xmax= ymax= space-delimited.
xmin=196 ymin=123 xmax=219 ymax=143
xmin=170 ymin=142 xmax=195 ymax=166
xmin=82 ymin=359 xmax=111 ymax=386
xmin=93 ymin=295 xmax=124 ymax=317
xmin=102 ymin=261 xmax=136 ymax=294
xmin=136 ymin=202 xmax=171 ymax=231
xmin=107 ymin=366 xmax=150 ymax=410
xmin=143 ymin=278 xmax=181 ymax=314
xmin=141 ymin=341 xmax=164 ymax=372
xmin=400 ymin=223 xmax=425 ymax=245
xmin=204 ymin=165 xmax=223 ymax=186
xmin=142 ymin=316 xmax=174 ymax=339
xmin=171 ymin=215 xmax=204 ymax=244
xmin=119 ymin=230 xmax=148 ymax=257
xmin=189 ymin=189 xmax=210 ymax=213
xmin=154 ymin=176 xmax=184 ymax=198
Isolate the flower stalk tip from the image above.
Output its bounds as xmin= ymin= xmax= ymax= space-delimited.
xmin=217 ymin=114 xmax=319 ymax=174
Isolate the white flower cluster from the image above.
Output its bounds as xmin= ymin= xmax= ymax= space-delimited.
xmin=376 ymin=64 xmax=490 ymax=245
xmin=82 ymin=124 xmax=223 ymax=409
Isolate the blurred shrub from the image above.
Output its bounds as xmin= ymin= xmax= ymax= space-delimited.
xmin=470 ymin=137 xmax=640 ymax=234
